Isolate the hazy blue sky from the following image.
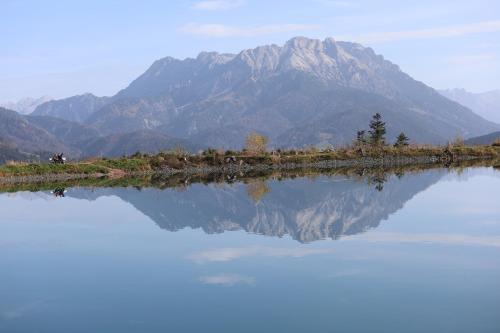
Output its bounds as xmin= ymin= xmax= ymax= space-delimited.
xmin=2 ymin=0 xmax=500 ymax=101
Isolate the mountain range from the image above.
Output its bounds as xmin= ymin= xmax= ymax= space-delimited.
xmin=0 ymin=107 xmax=199 ymax=161
xmin=439 ymin=88 xmax=500 ymax=124
xmin=1 ymin=37 xmax=499 ymax=161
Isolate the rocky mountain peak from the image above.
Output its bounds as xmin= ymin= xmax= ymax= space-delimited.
xmin=122 ymin=36 xmax=405 ymax=98
xmin=278 ymin=37 xmax=342 ymax=78
xmin=235 ymin=44 xmax=281 ymax=74
xmin=196 ymin=51 xmax=235 ymax=66
xmin=215 ymin=36 xmax=401 ymax=86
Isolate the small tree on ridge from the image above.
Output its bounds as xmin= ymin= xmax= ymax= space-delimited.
xmin=369 ymin=113 xmax=386 ymax=146
xmin=394 ymin=132 xmax=409 ymax=148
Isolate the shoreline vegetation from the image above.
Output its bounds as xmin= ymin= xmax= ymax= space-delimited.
xmin=0 ymin=144 xmax=498 ymax=185
xmin=0 ymin=158 xmax=498 ymax=194
xmin=1 ymin=113 xmax=499 ymax=185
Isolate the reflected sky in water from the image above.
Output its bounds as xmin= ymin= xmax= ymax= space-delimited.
xmin=1 ymin=168 xmax=499 ymax=332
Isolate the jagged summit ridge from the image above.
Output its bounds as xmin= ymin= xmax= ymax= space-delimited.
xmin=128 ymin=37 xmax=401 ymax=93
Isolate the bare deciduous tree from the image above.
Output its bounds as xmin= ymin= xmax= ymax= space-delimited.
xmin=245 ymin=132 xmax=268 ymax=154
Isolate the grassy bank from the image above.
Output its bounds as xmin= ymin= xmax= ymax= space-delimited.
xmin=0 ymin=157 xmax=151 ymax=177
xmin=0 ymin=144 xmax=499 ymax=181
xmin=0 ymin=157 xmax=497 ymax=194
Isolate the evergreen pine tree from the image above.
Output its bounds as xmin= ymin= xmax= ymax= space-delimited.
xmin=394 ymin=132 xmax=409 ymax=148
xmin=369 ymin=113 xmax=386 ymax=146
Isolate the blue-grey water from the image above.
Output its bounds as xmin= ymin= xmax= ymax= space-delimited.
xmin=1 ymin=167 xmax=500 ymax=332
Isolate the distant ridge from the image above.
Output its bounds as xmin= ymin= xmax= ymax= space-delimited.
xmin=439 ymin=88 xmax=500 ymax=124
xmin=0 ymin=96 xmax=52 ymax=115
xmin=0 ymin=107 xmax=201 ymax=162
xmin=465 ymin=131 xmax=500 ymax=145
xmin=32 ymin=93 xmax=110 ymax=123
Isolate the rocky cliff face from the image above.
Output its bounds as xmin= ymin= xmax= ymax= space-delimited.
xmin=117 ymin=37 xmax=402 ymax=102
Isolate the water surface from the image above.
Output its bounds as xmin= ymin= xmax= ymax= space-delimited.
xmin=1 ymin=167 xmax=500 ymax=332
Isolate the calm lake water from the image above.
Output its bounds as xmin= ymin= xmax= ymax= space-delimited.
xmin=1 ymin=167 xmax=500 ymax=332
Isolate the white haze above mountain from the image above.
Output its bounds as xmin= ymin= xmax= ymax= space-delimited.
xmin=0 ymin=96 xmax=53 ymax=115
xmin=439 ymin=88 xmax=500 ymax=124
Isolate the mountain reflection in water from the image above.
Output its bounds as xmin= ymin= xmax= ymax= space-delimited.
xmin=2 ymin=167 xmax=500 ymax=333
xmin=60 ymin=169 xmax=445 ymax=243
